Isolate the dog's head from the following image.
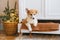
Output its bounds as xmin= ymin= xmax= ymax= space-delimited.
xmin=26 ymin=8 xmax=38 ymax=16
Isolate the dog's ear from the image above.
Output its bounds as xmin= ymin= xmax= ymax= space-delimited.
xmin=26 ymin=8 xmax=29 ymax=13
xmin=26 ymin=8 xmax=28 ymax=11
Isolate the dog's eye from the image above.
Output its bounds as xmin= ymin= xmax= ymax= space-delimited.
xmin=30 ymin=14 xmax=32 ymax=16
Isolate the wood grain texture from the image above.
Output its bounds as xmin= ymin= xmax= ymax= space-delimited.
xmin=21 ymin=23 xmax=59 ymax=31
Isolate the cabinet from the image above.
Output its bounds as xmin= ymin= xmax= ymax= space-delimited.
xmin=19 ymin=0 xmax=60 ymax=20
xmin=45 ymin=0 xmax=60 ymax=19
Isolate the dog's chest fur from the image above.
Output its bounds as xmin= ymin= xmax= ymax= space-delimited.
xmin=26 ymin=15 xmax=35 ymax=23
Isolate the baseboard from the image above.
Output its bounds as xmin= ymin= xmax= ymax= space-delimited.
xmin=38 ymin=20 xmax=60 ymax=23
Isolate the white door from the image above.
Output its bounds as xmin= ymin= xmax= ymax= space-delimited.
xmin=45 ymin=0 xmax=60 ymax=19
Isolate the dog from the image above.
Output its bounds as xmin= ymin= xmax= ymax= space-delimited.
xmin=18 ymin=8 xmax=38 ymax=33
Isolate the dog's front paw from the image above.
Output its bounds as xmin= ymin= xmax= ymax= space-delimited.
xmin=33 ymin=23 xmax=37 ymax=27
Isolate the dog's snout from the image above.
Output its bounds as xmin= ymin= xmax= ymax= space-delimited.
xmin=34 ymin=14 xmax=36 ymax=15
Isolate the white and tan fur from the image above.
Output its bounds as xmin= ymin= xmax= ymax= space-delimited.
xmin=18 ymin=8 xmax=38 ymax=33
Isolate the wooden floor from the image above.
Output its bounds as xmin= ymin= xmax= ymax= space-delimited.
xmin=0 ymin=32 xmax=60 ymax=40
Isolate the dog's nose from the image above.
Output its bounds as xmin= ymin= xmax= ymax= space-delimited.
xmin=33 ymin=18 xmax=34 ymax=19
